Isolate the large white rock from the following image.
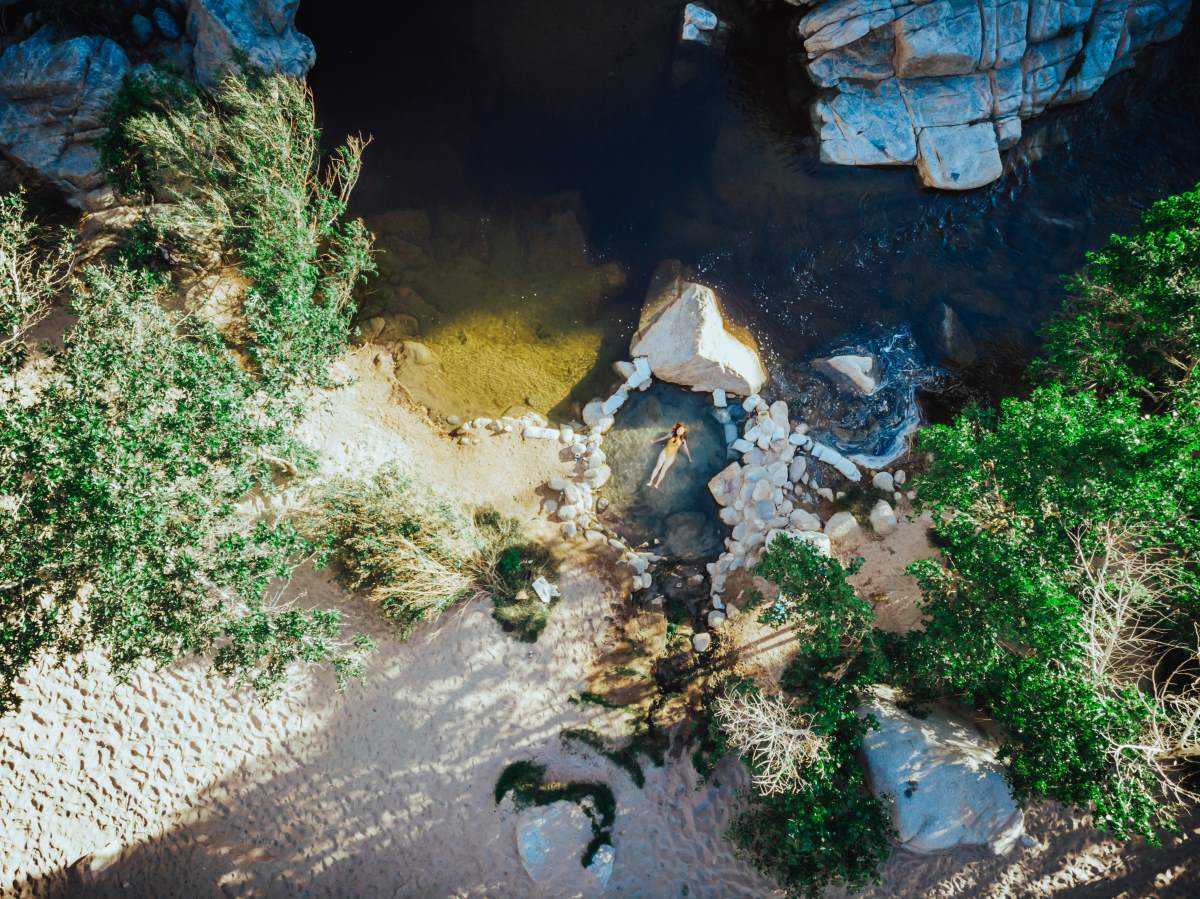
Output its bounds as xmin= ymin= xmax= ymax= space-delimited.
xmin=516 ymin=800 xmax=614 ymax=889
xmin=860 ymin=699 xmax=1026 ymax=855
xmin=869 ymin=499 xmax=898 ymax=535
xmin=630 ymin=261 xmax=767 ymax=395
xmin=815 ymin=353 xmax=877 ymax=395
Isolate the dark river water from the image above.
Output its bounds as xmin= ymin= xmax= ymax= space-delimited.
xmin=299 ymin=1 xmax=1200 ymax=417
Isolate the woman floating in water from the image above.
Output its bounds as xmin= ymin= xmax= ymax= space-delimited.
xmin=647 ymin=422 xmax=692 ymax=489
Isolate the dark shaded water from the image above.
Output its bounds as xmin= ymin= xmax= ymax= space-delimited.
xmin=301 ymin=0 xmax=1200 ymax=409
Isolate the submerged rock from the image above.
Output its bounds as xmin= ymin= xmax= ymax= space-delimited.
xmin=630 ymin=260 xmax=767 ymax=396
xmin=0 ymin=28 xmax=129 ymax=204
xmin=798 ymin=0 xmax=1190 ymax=188
xmin=927 ymin=302 xmax=977 ymax=366
xmin=814 ymin=353 xmax=878 ymax=395
xmin=860 ymin=698 xmax=1026 ymax=855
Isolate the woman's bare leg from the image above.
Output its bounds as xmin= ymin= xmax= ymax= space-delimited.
xmin=647 ymin=452 xmax=666 ymax=487
xmin=652 ymin=454 xmax=677 ymax=488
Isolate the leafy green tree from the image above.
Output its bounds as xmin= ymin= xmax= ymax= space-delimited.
xmin=0 ymin=265 xmax=371 ymax=714
xmin=101 ymin=69 xmax=375 ymax=390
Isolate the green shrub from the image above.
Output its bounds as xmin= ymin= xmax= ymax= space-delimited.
xmin=0 ymin=265 xmax=372 ymax=713
xmin=476 ymin=510 xmax=556 ymax=641
xmin=894 ymin=184 xmax=1200 ymax=841
xmin=1040 ymin=185 xmax=1200 ymax=410
xmin=101 ymin=69 xmax=375 ymax=390
xmin=696 ymin=677 xmax=891 ymax=899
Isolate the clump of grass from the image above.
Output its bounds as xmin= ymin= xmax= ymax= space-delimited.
xmin=494 ymin=760 xmax=616 ymax=868
xmin=298 ymin=464 xmax=486 ymax=638
xmin=297 ymin=472 xmax=560 ymax=641
xmin=475 ymin=509 xmax=555 ymax=642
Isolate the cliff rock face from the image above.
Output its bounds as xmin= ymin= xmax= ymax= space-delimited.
xmin=188 ymin=0 xmax=315 ymax=87
xmin=0 ymin=28 xmax=130 ymax=202
xmin=792 ymin=0 xmax=1191 ymax=188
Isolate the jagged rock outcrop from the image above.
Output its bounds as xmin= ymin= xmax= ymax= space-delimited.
xmin=0 ymin=28 xmax=130 ymax=204
xmin=188 ymin=0 xmax=315 ymax=87
xmin=630 ymin=260 xmax=767 ymax=395
xmin=860 ymin=697 xmax=1026 ymax=854
xmin=791 ymin=0 xmax=1191 ymax=189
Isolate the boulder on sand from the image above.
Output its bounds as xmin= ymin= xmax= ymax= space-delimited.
xmin=516 ymin=800 xmax=614 ymax=888
xmin=631 ymin=260 xmax=766 ymax=395
xmin=860 ymin=697 xmax=1026 ymax=855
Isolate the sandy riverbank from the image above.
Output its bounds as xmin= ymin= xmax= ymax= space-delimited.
xmin=1 ymin=347 xmax=1197 ymax=899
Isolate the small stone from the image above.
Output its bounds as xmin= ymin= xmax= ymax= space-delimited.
xmin=561 ymin=522 xmax=578 ymax=539
xmin=582 ymin=399 xmax=606 ymax=427
xmin=131 ymin=13 xmax=154 ymax=43
xmin=596 ymin=497 xmax=610 ymax=513
xmin=707 ymin=610 xmax=727 ymax=628
xmin=824 ymin=510 xmax=860 ymax=542
xmin=817 ymin=487 xmax=834 ymax=502
xmin=613 ymin=360 xmax=636 ymax=379
xmin=557 ymin=504 xmax=578 ymax=521
xmin=870 ymin=500 xmax=898 ymax=536
xmin=742 ymin=394 xmax=763 ymax=413
xmin=712 ymin=387 xmax=727 ymax=407
xmin=585 ymin=529 xmax=606 ymax=543
xmin=692 ymin=632 xmax=712 ymax=652
xmin=547 ymin=477 xmax=569 ymax=492
xmin=872 ymin=471 xmax=895 ymax=493
xmin=595 ymin=415 xmax=616 ymax=434
xmin=152 ymin=7 xmax=180 ymax=39
xmin=559 ymin=426 xmax=575 ymax=444
xmin=542 ymin=499 xmax=558 ymax=515
xmin=895 ymin=470 xmax=907 ymax=486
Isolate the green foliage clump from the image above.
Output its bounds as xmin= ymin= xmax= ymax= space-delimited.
xmin=102 ymin=69 xmax=375 ymax=390
xmin=894 ymin=184 xmax=1200 ymax=842
xmin=494 ymin=760 xmax=616 ymax=867
xmin=1040 ymin=185 xmax=1200 ymax=410
xmin=0 ymin=265 xmax=372 ymax=713
xmin=696 ymin=676 xmax=891 ymax=899
xmin=475 ymin=509 xmax=556 ymax=641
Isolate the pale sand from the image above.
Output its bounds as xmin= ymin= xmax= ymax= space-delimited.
xmin=1 ymin=347 xmax=1197 ymax=897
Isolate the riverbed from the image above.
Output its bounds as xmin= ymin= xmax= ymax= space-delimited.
xmin=300 ymin=0 xmax=1200 ymax=418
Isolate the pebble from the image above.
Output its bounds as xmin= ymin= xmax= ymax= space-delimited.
xmin=131 ymin=13 xmax=153 ymax=44
xmin=870 ymin=500 xmax=898 ymax=536
xmin=742 ymin=394 xmax=762 ymax=413
xmin=613 ymin=360 xmax=636 ymax=379
xmin=895 ymin=469 xmax=907 ymax=486
xmin=712 ymin=388 xmax=727 ymax=407
xmin=692 ymin=633 xmax=712 ymax=652
xmin=824 ymin=510 xmax=860 ymax=542
xmin=707 ymin=610 xmax=727 ymax=628
xmin=152 ymin=7 xmax=180 ymax=39
xmin=542 ymin=499 xmax=558 ymax=515
xmin=559 ymin=426 xmax=574 ymax=444
xmin=872 ymin=471 xmax=895 ymax=492
xmin=561 ymin=522 xmax=578 ymax=539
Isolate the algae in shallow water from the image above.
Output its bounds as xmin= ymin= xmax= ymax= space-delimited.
xmin=363 ymin=203 xmax=632 ymax=419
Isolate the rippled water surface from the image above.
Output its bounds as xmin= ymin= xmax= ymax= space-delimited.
xmin=302 ymin=1 xmax=1200 ymax=416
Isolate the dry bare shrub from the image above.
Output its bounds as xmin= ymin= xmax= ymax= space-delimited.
xmin=713 ymin=689 xmax=827 ymax=795
xmin=1072 ymin=520 xmax=1200 ymax=808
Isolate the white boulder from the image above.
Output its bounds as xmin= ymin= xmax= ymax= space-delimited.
xmin=516 ymin=800 xmax=614 ymax=888
xmin=872 ymin=471 xmax=895 ymax=493
xmin=630 ymin=261 xmax=766 ymax=395
xmin=860 ymin=699 xmax=1026 ymax=855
